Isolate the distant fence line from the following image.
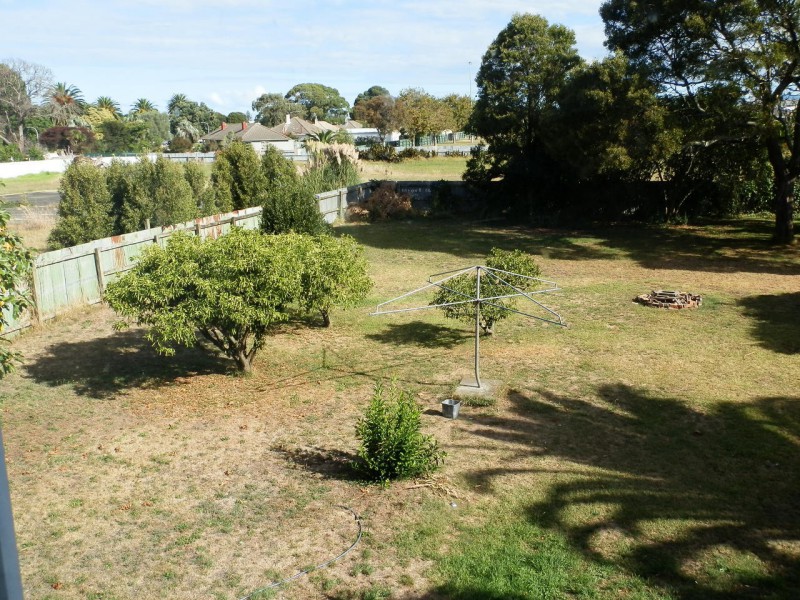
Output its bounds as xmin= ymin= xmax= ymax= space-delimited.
xmin=3 ymin=180 xmax=468 ymax=336
xmin=0 ymin=136 xmax=478 ymax=179
xmin=3 ymin=183 xmax=376 ymax=336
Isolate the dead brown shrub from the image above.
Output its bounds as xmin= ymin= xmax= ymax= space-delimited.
xmin=357 ymin=182 xmax=414 ymax=222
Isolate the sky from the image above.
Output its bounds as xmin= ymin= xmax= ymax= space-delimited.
xmin=1 ymin=0 xmax=609 ymax=117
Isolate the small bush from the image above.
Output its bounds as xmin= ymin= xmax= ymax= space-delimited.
xmin=168 ymin=136 xmax=193 ymax=153
xmin=354 ymin=382 xmax=444 ymax=483
xmin=358 ymin=182 xmax=413 ymax=221
xmin=0 ymin=143 xmax=24 ymax=163
xmin=398 ymin=148 xmax=433 ymax=160
xmin=360 ymin=144 xmax=400 ymax=163
xmin=431 ymin=180 xmax=457 ymax=214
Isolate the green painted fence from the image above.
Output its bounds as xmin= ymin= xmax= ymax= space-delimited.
xmin=4 ymin=184 xmax=372 ymax=336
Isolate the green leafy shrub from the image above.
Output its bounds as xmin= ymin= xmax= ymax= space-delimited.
xmin=168 ymin=136 xmax=193 ymax=153
xmin=0 ymin=198 xmax=32 ymax=376
xmin=398 ymin=147 xmax=433 ymax=160
xmin=300 ymin=234 xmax=372 ymax=326
xmin=354 ymin=382 xmax=444 ymax=482
xmin=360 ymin=144 xmax=400 ymax=163
xmin=49 ymin=157 xmax=114 ymax=248
xmin=0 ymin=143 xmax=24 ymax=163
xmin=105 ymin=229 xmax=307 ymax=373
xmin=431 ymin=248 xmax=541 ymax=335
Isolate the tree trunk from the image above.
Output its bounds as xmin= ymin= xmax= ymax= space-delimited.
xmin=235 ymin=350 xmax=253 ymax=374
xmin=766 ymin=136 xmax=796 ymax=244
xmin=774 ymin=178 xmax=795 ymax=244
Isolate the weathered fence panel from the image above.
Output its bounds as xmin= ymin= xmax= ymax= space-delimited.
xmin=3 ymin=181 xmax=457 ymax=336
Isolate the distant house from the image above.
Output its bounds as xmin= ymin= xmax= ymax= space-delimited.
xmin=342 ymin=119 xmax=400 ymax=143
xmin=200 ymin=122 xmax=296 ymax=155
xmin=267 ymin=115 xmax=340 ymax=141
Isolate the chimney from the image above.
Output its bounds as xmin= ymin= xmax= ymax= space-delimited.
xmin=221 ymin=122 xmax=226 ymax=130
xmin=285 ymin=114 xmax=291 ymax=125
xmin=242 ymin=122 xmax=247 ymax=130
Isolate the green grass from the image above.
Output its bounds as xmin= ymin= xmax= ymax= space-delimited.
xmin=360 ymin=155 xmax=467 ymax=181
xmin=2 ymin=215 xmax=798 ymax=599
xmin=0 ymin=171 xmax=62 ymax=195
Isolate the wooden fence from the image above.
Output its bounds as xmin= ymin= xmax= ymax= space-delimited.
xmin=4 ymin=183 xmax=373 ymax=336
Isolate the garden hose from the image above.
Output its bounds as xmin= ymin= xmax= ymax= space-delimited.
xmin=238 ymin=505 xmax=362 ymax=600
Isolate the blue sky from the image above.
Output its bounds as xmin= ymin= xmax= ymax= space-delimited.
xmin=1 ymin=0 xmax=608 ymax=116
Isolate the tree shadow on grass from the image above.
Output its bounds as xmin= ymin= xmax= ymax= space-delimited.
xmin=22 ymin=328 xmax=229 ymax=399
xmin=456 ymin=385 xmax=800 ymax=598
xmin=366 ymin=321 xmax=470 ymax=349
xmin=594 ymin=219 xmax=800 ymax=275
xmin=339 ymin=220 xmax=616 ymax=262
xmin=272 ymin=445 xmax=361 ymax=482
xmin=340 ymin=218 xmax=800 ymax=275
xmin=739 ymin=292 xmax=800 ymax=354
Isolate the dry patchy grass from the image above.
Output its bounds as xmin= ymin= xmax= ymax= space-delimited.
xmin=359 ymin=156 xmax=467 ymax=182
xmin=1 ymin=217 xmax=799 ymax=599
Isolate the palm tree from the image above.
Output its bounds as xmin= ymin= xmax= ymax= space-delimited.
xmin=130 ymin=98 xmax=156 ymax=115
xmin=94 ymin=96 xmax=121 ymax=117
xmin=47 ymin=82 xmax=86 ymax=126
xmin=168 ymin=93 xmax=188 ymax=114
xmin=310 ymin=129 xmax=337 ymax=144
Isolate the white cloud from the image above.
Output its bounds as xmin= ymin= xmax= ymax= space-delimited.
xmin=3 ymin=1 xmax=608 ymax=112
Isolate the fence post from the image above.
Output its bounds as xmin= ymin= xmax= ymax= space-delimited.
xmin=338 ymin=189 xmax=346 ymax=221
xmin=94 ymin=247 xmax=106 ymax=293
xmin=29 ymin=263 xmax=42 ymax=326
xmin=195 ymin=222 xmax=201 ymax=238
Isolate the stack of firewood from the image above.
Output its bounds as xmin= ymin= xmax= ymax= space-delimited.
xmin=634 ymin=290 xmax=702 ymax=309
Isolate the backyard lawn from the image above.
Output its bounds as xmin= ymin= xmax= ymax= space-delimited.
xmin=1 ymin=217 xmax=798 ymax=599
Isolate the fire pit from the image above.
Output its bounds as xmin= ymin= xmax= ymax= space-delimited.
xmin=634 ymin=290 xmax=702 ymax=309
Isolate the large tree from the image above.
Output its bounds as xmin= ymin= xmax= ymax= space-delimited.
xmin=353 ymin=94 xmax=396 ymax=140
xmin=601 ymin=0 xmax=800 ymax=243
xmin=167 ymin=93 xmax=221 ymax=142
xmin=353 ymin=85 xmax=391 ymax=109
xmin=0 ymin=58 xmax=52 ymax=151
xmin=441 ymin=93 xmax=474 ymax=133
xmin=395 ymin=88 xmax=450 ymax=143
xmin=46 ymin=82 xmax=86 ymax=127
xmin=251 ymin=92 xmax=302 ymax=126
xmin=285 ymin=83 xmax=350 ymax=124
xmin=467 ymin=13 xmax=582 ymax=216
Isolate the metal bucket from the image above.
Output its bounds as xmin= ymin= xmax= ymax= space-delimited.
xmin=441 ymin=399 xmax=461 ymax=419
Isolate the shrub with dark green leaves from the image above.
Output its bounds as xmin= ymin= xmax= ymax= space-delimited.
xmin=354 ymin=382 xmax=444 ymax=482
xmin=398 ymin=147 xmax=433 ymax=160
xmin=360 ymin=144 xmax=400 ymax=163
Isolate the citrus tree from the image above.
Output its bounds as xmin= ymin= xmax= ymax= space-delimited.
xmin=300 ymin=234 xmax=372 ymax=327
xmin=105 ymin=229 xmax=307 ymax=373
